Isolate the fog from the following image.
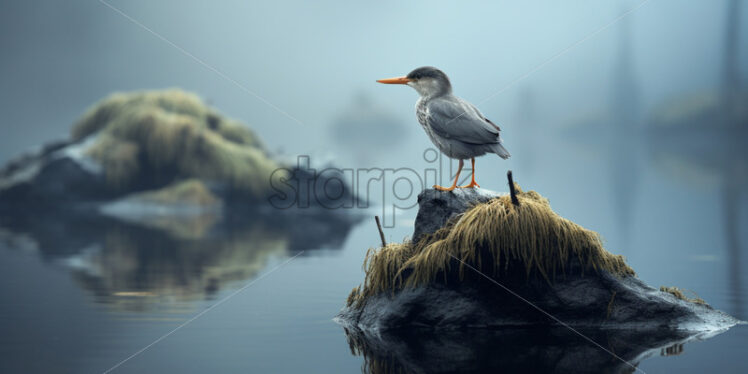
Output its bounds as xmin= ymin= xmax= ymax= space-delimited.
xmin=1 ymin=0 xmax=744 ymax=163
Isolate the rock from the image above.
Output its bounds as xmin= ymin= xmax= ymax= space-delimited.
xmin=0 ymin=136 xmax=111 ymax=207
xmin=338 ymin=265 xmax=737 ymax=331
xmin=0 ymin=90 xmax=360 ymax=220
xmin=337 ymin=187 xmax=741 ymax=370
xmin=0 ymin=90 xmax=364 ymax=259
xmin=412 ymin=188 xmax=497 ymax=241
xmin=0 ymin=89 xmax=283 ymax=208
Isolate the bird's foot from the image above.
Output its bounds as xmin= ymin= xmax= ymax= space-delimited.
xmin=458 ymin=181 xmax=480 ymax=188
xmin=433 ymin=184 xmax=456 ymax=192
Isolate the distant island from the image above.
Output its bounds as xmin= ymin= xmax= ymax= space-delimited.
xmin=0 ymin=89 xmax=356 ymax=218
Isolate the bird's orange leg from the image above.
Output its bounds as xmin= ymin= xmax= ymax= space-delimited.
xmin=459 ymin=158 xmax=480 ymax=188
xmin=434 ymin=159 xmax=463 ymax=191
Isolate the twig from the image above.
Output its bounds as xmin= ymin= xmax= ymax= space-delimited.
xmin=507 ymin=170 xmax=520 ymax=206
xmin=374 ymin=216 xmax=387 ymax=247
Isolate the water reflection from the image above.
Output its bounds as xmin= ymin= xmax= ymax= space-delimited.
xmin=344 ymin=326 xmax=708 ymax=374
xmin=0 ymin=208 xmax=358 ymax=313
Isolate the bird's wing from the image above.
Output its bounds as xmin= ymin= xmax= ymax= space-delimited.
xmin=426 ymin=97 xmax=500 ymax=145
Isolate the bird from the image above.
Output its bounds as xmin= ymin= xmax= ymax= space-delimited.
xmin=377 ymin=66 xmax=510 ymax=191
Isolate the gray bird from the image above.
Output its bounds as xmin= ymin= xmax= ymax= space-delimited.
xmin=377 ymin=66 xmax=510 ymax=191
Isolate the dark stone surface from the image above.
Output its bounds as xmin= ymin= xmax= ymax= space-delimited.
xmin=412 ymin=188 xmax=497 ymax=242
xmin=338 ymin=268 xmax=737 ymax=331
xmin=0 ymin=138 xmax=111 ymax=207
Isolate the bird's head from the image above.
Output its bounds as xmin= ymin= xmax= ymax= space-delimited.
xmin=377 ymin=66 xmax=452 ymax=98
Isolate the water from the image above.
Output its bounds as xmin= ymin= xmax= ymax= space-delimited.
xmin=0 ymin=123 xmax=746 ymax=373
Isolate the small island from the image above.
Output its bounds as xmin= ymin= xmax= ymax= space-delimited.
xmin=0 ymin=89 xmax=361 ymax=253
xmin=337 ymin=181 xmax=741 ymax=372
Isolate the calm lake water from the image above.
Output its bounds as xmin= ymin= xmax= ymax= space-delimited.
xmin=0 ymin=126 xmax=746 ymax=374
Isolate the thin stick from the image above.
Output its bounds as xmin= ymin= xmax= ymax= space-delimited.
xmin=507 ymin=170 xmax=520 ymax=207
xmin=374 ymin=216 xmax=387 ymax=247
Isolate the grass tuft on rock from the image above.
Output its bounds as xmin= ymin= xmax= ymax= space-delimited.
xmin=660 ymin=286 xmax=706 ymax=305
xmin=74 ymin=89 xmax=281 ymax=195
xmin=349 ymin=187 xmax=635 ymax=307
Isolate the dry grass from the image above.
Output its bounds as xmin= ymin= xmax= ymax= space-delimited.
xmin=347 ymin=242 xmax=417 ymax=307
xmin=660 ymin=286 xmax=706 ymax=305
xmin=348 ymin=187 xmax=635 ymax=307
xmin=86 ymin=133 xmax=139 ymax=188
xmin=606 ymin=291 xmax=617 ymax=319
xmin=74 ymin=89 xmax=282 ymax=194
xmin=346 ymin=286 xmax=361 ymax=307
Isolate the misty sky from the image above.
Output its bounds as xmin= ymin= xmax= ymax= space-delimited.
xmin=0 ymin=0 xmax=745 ymax=165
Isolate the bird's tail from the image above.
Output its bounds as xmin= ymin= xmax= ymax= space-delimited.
xmin=492 ymin=142 xmax=511 ymax=159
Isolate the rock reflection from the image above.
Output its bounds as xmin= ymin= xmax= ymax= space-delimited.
xmin=0 ymin=209 xmax=357 ymax=312
xmin=343 ymin=326 xmax=700 ymax=374
xmin=67 ymin=221 xmax=286 ymax=311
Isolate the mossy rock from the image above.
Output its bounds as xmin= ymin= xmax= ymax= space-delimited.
xmin=0 ymin=89 xmax=288 ymax=206
xmin=339 ymin=187 xmax=739 ymax=333
xmin=75 ymin=89 xmax=281 ymax=196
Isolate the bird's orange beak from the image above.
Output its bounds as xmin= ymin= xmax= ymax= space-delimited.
xmin=376 ymin=76 xmax=411 ymax=84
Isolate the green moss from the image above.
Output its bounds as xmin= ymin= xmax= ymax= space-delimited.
xmin=349 ymin=187 xmax=635 ymax=307
xmin=74 ymin=89 xmax=283 ymax=195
